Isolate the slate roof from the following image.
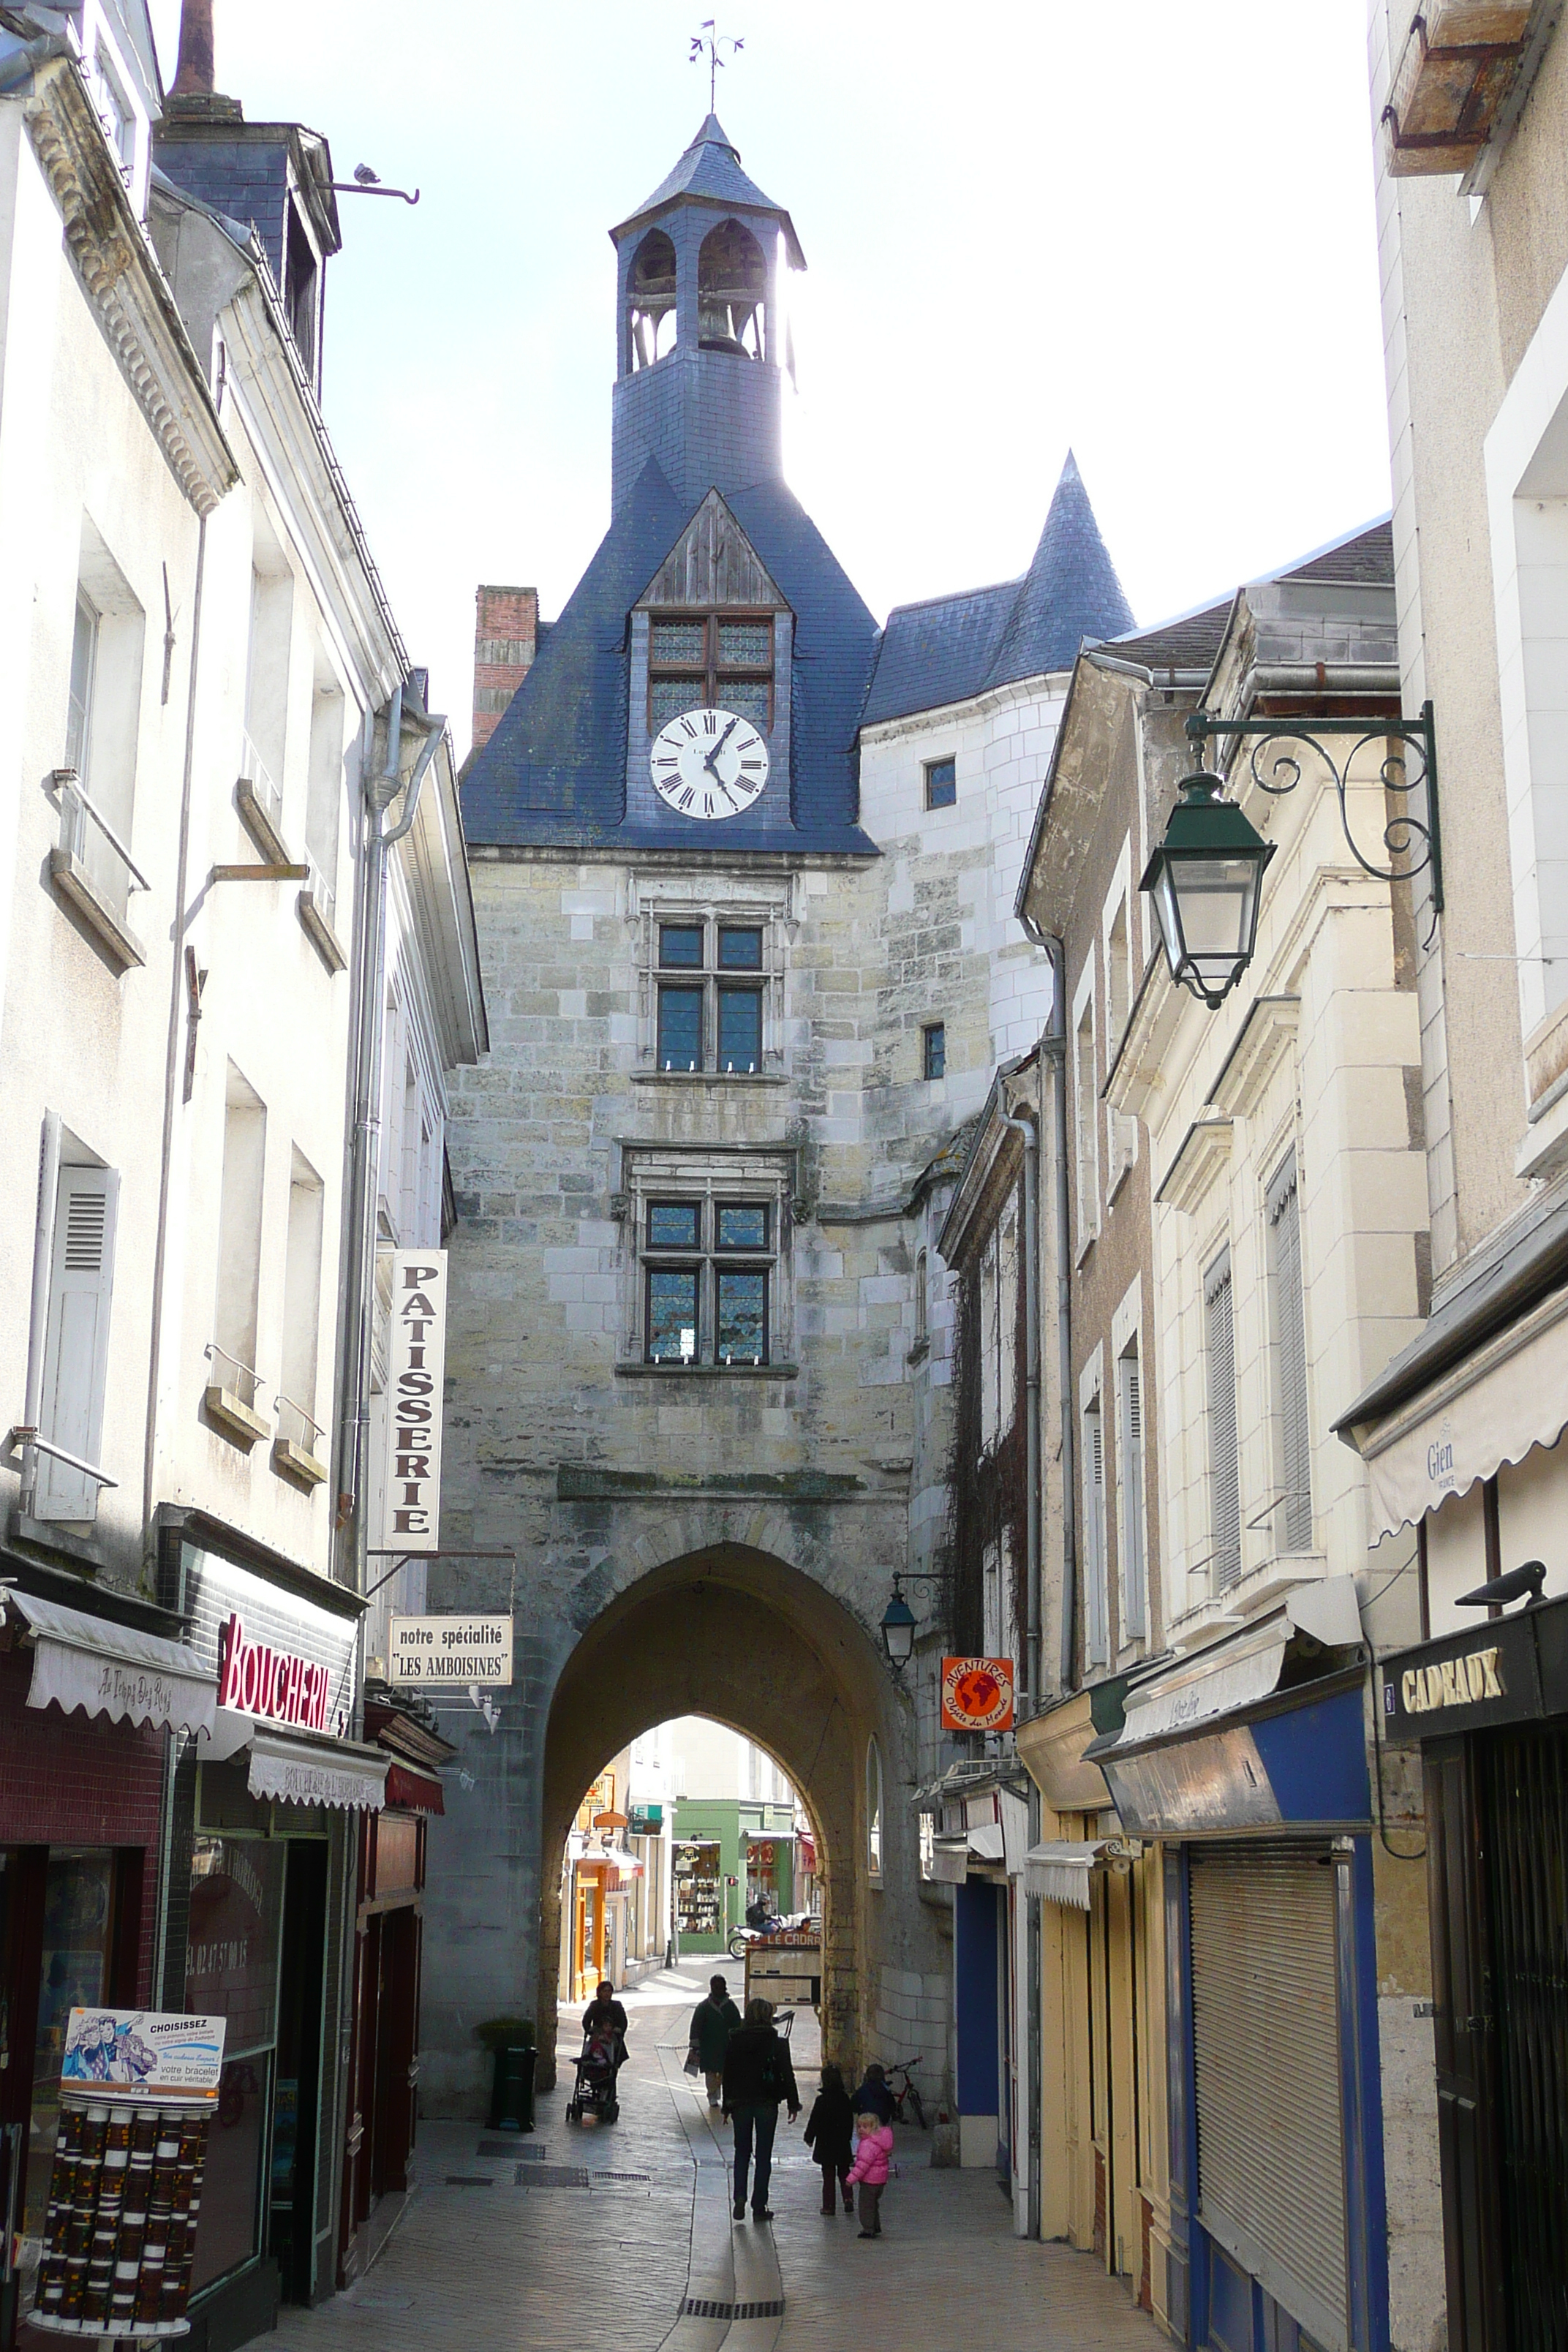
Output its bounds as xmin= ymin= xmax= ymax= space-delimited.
xmin=614 ymin=114 xmax=805 ymax=268
xmin=860 ymin=452 xmax=1134 ymax=728
xmin=1281 ymin=517 xmax=1393 ymax=587
xmin=1096 ymin=598 xmax=1232 ymax=679
xmin=460 ymin=459 xmax=880 ymax=853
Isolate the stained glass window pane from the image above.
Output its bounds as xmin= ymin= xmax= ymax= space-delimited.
xmin=717 ymin=1204 xmax=767 ymax=1251
xmin=657 ymin=985 xmax=704 ymax=1069
xmin=717 ymin=926 xmax=763 ymax=969
xmin=924 ymin=1022 xmax=946 ymax=1080
xmin=717 ymin=1268 xmax=766 ymax=1363
xmin=717 ymin=620 xmax=772 ymax=669
xmin=647 ymin=1268 xmax=700 ymax=1362
xmin=659 ymin=924 xmax=704 ymax=967
xmin=648 ymin=1201 xmax=700 ymax=1248
xmin=717 ymin=986 xmax=761 ymax=1072
xmin=651 ymin=676 xmax=704 ymax=731
xmin=720 ymin=680 xmax=769 ymax=731
xmin=925 ymin=757 xmax=957 ymax=809
xmin=652 ymin=621 xmax=707 ymax=667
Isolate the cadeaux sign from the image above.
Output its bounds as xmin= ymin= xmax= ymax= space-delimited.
xmin=941 ymin=1655 xmax=1016 ymax=1734
xmin=384 ymin=1251 xmax=448 ymax=1551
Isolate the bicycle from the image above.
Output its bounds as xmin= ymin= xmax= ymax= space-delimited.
xmin=878 ymin=2057 xmax=927 ymax=2129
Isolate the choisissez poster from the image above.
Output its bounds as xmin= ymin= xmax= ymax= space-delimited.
xmin=61 ymin=2008 xmax=227 ymax=2099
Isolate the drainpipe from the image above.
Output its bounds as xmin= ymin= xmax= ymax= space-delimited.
xmin=999 ymin=1090 xmax=1041 ymax=2240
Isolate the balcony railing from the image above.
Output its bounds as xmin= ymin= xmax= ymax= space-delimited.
xmin=303 ymin=846 xmax=336 ymax=929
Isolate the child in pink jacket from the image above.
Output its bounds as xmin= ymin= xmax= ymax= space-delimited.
xmin=846 ymin=2111 xmax=894 ymax=2237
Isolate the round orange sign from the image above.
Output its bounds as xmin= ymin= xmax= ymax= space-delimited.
xmin=941 ymin=1654 xmax=1015 ymax=1733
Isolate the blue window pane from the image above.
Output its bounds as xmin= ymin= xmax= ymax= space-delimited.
xmin=717 ymin=620 xmax=772 ymax=668
xmin=659 ymin=924 xmax=704 ymax=967
xmin=648 ymin=1202 xmax=700 ymax=1248
xmin=650 ymin=676 xmax=704 ymax=731
xmin=924 ymin=1022 xmax=946 ymax=1080
xmin=717 ymin=926 xmax=763 ymax=969
xmin=721 ymin=679 xmax=769 ymax=730
xmin=652 ymin=621 xmax=707 ymax=667
xmin=717 ymin=1204 xmax=767 ymax=1251
xmin=717 ymin=1268 xmax=766 ymax=1363
xmin=717 ymin=987 xmax=761 ymax=1072
xmin=647 ymin=1269 xmax=699 ymax=1362
xmin=657 ymin=985 xmax=704 ymax=1070
xmin=926 ymin=758 xmax=957 ymax=810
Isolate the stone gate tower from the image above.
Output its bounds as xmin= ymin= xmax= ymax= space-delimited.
xmin=426 ymin=114 xmax=1133 ymax=2108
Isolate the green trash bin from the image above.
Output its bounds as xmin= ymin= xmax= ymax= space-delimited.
xmin=489 ymin=2043 xmax=536 ymax=2133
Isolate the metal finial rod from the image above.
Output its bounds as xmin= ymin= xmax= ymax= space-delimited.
xmin=690 ymin=17 xmax=744 ymax=112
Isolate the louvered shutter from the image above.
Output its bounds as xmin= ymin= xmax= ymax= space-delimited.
xmin=1267 ymin=1153 xmax=1312 ymax=1552
xmin=1205 ymin=1248 xmax=1241 ymax=1588
xmin=1085 ymin=1399 xmax=1107 ymax=1664
xmin=1190 ymin=1844 xmax=1349 ymax=2352
xmin=1120 ymin=1350 xmax=1147 ymax=1639
xmin=36 ymin=1164 xmax=120 ymax=1520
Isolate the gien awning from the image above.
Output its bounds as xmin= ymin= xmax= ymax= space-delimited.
xmin=247 ymin=1730 xmax=388 ymax=1812
xmin=1024 ymin=1842 xmax=1104 ymax=1910
xmin=10 ymin=1591 xmax=215 ymax=1737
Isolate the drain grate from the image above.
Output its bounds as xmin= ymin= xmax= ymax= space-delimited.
xmin=682 ymin=2299 xmax=785 ymax=2321
xmin=592 ymin=2171 xmax=651 ymax=2182
xmin=514 ymin=2163 xmax=590 ymax=2188
xmin=444 ymin=2174 xmax=494 ymax=2187
xmin=479 ymin=2138 xmax=543 ymax=2157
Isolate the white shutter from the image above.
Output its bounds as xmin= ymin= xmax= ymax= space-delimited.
xmin=35 ymin=1164 xmax=119 ymax=1520
xmin=1190 ymin=1844 xmax=1349 ymax=2351
xmin=1120 ymin=1349 xmax=1147 ymax=1640
xmin=1267 ymin=1153 xmax=1312 ymax=1552
xmin=1205 ymin=1248 xmax=1241 ymax=1589
xmin=1085 ymin=1398 xmax=1107 ymax=1665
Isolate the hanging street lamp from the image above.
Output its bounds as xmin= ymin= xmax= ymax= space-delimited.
xmin=1139 ymin=763 xmax=1275 ymax=1011
xmin=880 ymin=1575 xmax=918 ymax=1670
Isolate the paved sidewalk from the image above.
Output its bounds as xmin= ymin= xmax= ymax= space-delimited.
xmin=250 ymin=1969 xmax=1163 ymax=2352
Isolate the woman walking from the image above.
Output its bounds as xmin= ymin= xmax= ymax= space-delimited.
xmin=721 ymin=1997 xmax=799 ymax=2223
xmin=687 ymin=1974 xmax=742 ymax=2108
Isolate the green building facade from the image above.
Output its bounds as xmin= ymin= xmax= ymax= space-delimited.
xmin=671 ymin=1799 xmax=796 ymax=1955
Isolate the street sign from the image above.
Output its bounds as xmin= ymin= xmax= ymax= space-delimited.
xmin=388 ymin=1613 xmax=513 ymax=1686
xmin=382 ymin=1251 xmax=448 ymax=1550
xmin=941 ymin=1655 xmax=1015 ymax=1733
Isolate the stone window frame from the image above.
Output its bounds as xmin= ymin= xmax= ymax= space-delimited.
xmin=630 ymin=873 xmax=794 ymax=1082
xmin=616 ymin=1144 xmax=799 ymax=1371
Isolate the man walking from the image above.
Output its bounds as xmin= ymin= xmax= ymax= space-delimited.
xmin=687 ymin=1972 xmax=742 ymax=2107
xmin=722 ymin=1997 xmax=799 ymax=2223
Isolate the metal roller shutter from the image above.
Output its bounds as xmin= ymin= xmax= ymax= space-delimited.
xmin=1190 ymin=1843 xmax=1349 ymax=2351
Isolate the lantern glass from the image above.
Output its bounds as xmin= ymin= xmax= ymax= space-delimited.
xmin=1142 ymin=771 xmax=1274 ymax=1009
xmin=881 ymin=1588 xmax=916 ymax=1668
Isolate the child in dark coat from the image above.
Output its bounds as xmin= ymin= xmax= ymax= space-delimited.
xmin=802 ymin=2064 xmax=856 ymax=2215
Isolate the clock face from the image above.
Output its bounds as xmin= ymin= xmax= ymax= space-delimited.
xmin=649 ymin=706 xmax=770 ymax=821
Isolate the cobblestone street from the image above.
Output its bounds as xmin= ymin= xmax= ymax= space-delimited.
xmin=252 ymin=1973 xmax=1161 ymax=2352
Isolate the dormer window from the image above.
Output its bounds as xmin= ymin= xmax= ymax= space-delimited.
xmin=648 ymin=614 xmax=774 ymax=734
xmin=284 ymin=201 xmax=320 ymax=379
xmin=92 ymin=45 xmax=135 ymax=179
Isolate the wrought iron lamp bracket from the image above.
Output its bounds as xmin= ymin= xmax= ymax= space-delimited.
xmin=1183 ymin=701 xmax=1442 ymax=924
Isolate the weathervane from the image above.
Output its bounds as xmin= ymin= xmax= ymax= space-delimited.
xmin=690 ymin=18 xmax=744 ymax=110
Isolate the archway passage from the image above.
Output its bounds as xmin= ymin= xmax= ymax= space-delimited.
xmin=538 ymin=1545 xmax=888 ymax=2087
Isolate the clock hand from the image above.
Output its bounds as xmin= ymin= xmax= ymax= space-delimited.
xmin=703 ymin=717 xmax=739 ymax=776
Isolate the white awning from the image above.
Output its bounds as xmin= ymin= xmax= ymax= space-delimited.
xmin=247 ymin=1730 xmax=388 ymax=1812
xmin=10 ymin=1591 xmax=215 ymax=1736
xmin=1353 ymin=1295 xmax=1568 ymax=1539
xmin=1024 ymin=1842 xmax=1104 ymax=1909
xmin=928 ymin=1820 xmax=1006 ymax=1884
xmin=1112 ymin=1578 xmax=1364 ymax=1751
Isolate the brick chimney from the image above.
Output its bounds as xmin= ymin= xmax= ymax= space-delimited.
xmin=472 ymin=586 xmax=539 ymax=751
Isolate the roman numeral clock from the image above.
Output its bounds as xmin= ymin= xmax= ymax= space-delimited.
xmin=650 ymin=706 xmax=769 ymax=820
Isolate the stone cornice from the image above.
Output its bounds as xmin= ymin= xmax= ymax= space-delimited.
xmin=23 ymin=58 xmax=237 ymax=515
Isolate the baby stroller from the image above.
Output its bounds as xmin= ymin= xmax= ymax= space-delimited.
xmin=565 ymin=2022 xmax=622 ymax=2125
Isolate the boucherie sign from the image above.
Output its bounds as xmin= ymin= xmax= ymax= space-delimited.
xmin=383 ymin=1251 xmax=448 ymax=1552
xmin=219 ymin=1613 xmax=331 ymax=1731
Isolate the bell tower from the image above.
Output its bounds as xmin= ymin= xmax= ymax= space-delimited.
xmin=609 ymin=116 xmax=804 ymax=512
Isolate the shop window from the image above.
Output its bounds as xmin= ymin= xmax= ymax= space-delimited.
xmin=923 ymin=1021 xmax=946 ymax=1080
xmin=867 ymin=1740 xmax=883 ymax=1880
xmin=925 ymin=755 xmax=957 ymax=810
xmin=18 ymin=1848 xmax=118 ymax=2315
xmin=641 ymin=1195 xmax=773 ymax=1365
xmin=1205 ymin=1245 xmax=1242 ymax=1590
xmin=1267 ymin=1148 xmax=1313 ymax=1553
xmin=212 ymin=1065 xmax=267 ymax=1411
xmin=278 ymin=1150 xmax=324 ymax=1458
xmin=648 ymin=611 xmax=774 ymax=734
xmin=32 ymin=1155 xmax=120 ymax=1521
xmin=185 ymin=1832 xmax=286 ymax=2294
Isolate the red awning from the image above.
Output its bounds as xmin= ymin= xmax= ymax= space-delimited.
xmin=383 ymin=1760 xmax=445 ymax=1814
xmin=797 ymin=1834 xmax=816 ymax=1870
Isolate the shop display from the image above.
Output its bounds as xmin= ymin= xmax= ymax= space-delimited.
xmin=30 ymin=2010 xmax=226 ymax=2341
xmin=674 ymin=1841 xmax=720 ymax=1937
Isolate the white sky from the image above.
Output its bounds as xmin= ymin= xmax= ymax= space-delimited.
xmin=148 ymin=3 xmax=1390 ymax=755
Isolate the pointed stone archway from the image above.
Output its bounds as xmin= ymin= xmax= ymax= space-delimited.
xmin=538 ymin=1544 xmax=889 ymax=2088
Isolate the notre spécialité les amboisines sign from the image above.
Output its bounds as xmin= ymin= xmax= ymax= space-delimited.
xmin=387 ymin=1613 xmax=513 ymax=1687
xmin=384 ymin=1250 xmax=448 ymax=1552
